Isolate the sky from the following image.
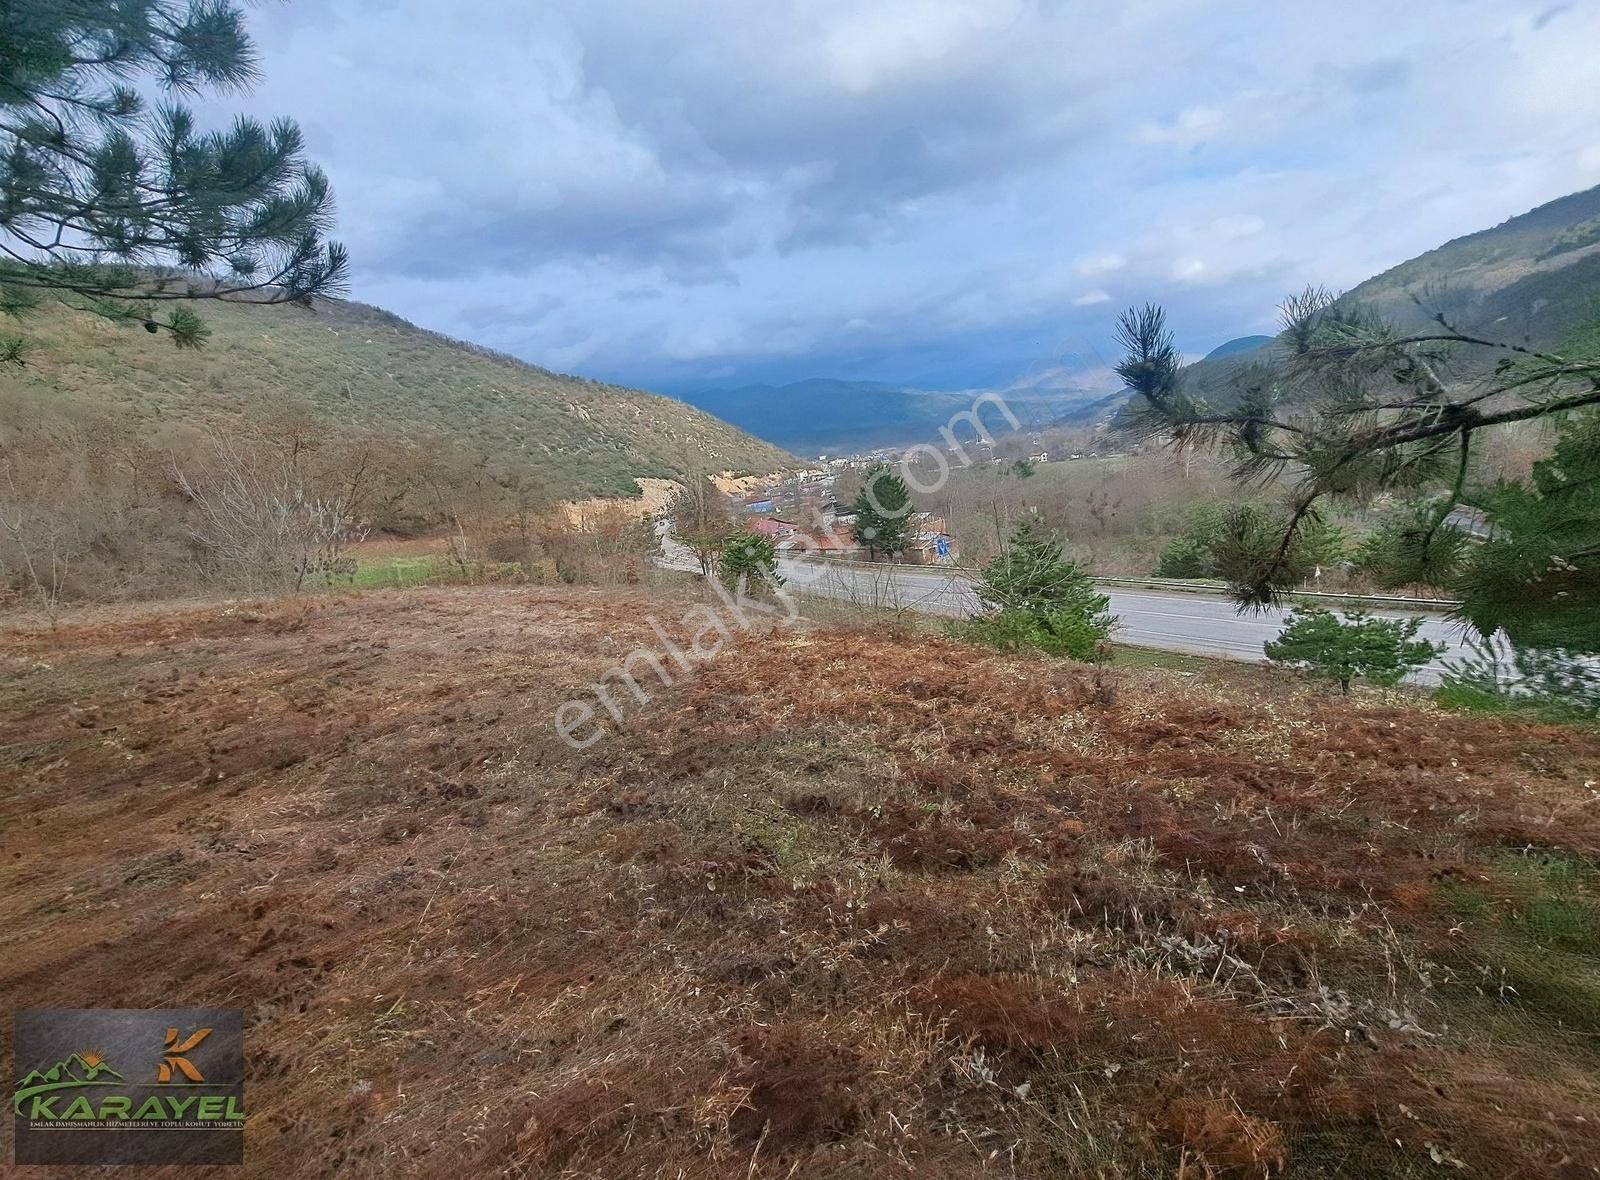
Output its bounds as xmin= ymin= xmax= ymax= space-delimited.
xmin=233 ymin=0 xmax=1600 ymax=394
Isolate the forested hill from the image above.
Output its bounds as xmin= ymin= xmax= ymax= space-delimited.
xmin=1339 ymin=182 xmax=1600 ymax=345
xmin=0 ymin=296 xmax=795 ymax=498
xmin=1184 ymin=182 xmax=1600 ymax=392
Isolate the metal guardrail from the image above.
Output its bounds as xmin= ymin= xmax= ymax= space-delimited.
xmin=1087 ymin=575 xmax=1461 ymax=611
xmin=777 ymin=555 xmax=1462 ymax=612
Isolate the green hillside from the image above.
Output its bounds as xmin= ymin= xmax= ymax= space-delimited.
xmin=1201 ymin=334 xmax=1274 ymax=361
xmin=0 ymin=296 xmax=795 ymax=498
xmin=1339 ymin=183 xmax=1600 ymax=343
xmin=1185 ymin=183 xmax=1600 ymax=393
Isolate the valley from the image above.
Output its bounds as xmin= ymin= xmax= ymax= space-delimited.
xmin=5 ymin=6 xmax=1600 ymax=1177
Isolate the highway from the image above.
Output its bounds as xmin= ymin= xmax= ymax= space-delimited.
xmin=770 ymin=557 xmax=1475 ymax=683
xmin=654 ymin=531 xmax=1476 ymax=681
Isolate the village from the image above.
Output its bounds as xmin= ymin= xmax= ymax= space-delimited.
xmin=702 ymin=424 xmax=1129 ymax=567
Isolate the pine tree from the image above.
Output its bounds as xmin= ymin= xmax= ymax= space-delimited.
xmin=1265 ymin=609 xmax=1443 ymax=694
xmin=953 ymin=517 xmax=1116 ymax=661
xmin=976 ymin=517 xmax=1109 ymax=618
xmin=719 ymin=530 xmax=781 ymax=595
xmin=851 ymin=463 xmax=912 ymax=560
xmin=1153 ymin=536 xmax=1211 ymax=578
xmin=1114 ymin=296 xmax=1600 ymax=609
xmin=1294 ymin=514 xmax=1348 ymax=569
xmin=0 ymin=0 xmax=348 ymax=362
xmin=1455 ymin=409 xmax=1599 ymax=654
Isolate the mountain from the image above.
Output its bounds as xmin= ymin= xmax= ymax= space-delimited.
xmin=0 ymin=297 xmax=795 ymax=498
xmin=1341 ymin=183 xmax=1600 ymax=344
xmin=1051 ymin=389 xmax=1129 ymax=426
xmin=1202 ymin=335 xmax=1274 ymax=361
xmin=677 ymin=377 xmax=1116 ymax=454
xmin=17 ymin=1053 xmax=126 ymax=1088
xmin=1183 ymin=183 xmax=1600 ymax=393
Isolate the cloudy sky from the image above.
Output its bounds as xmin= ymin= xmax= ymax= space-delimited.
xmin=236 ymin=1 xmax=1600 ymax=393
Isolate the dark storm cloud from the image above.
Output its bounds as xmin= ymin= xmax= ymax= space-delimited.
xmin=559 ymin=7 xmax=1103 ymax=251
xmin=364 ymin=181 xmax=746 ymax=283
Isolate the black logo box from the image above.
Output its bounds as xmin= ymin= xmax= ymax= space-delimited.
xmin=12 ymin=1008 xmax=244 ymax=1166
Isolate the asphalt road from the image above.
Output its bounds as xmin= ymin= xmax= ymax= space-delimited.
xmin=771 ymin=557 xmax=1474 ymax=683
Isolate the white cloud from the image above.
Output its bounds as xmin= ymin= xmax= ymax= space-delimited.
xmin=1137 ymin=105 xmax=1227 ymax=149
xmin=816 ymin=0 xmax=1028 ymax=94
xmin=1072 ymin=290 xmax=1112 ymax=306
xmin=1075 ymin=253 xmax=1127 ymax=278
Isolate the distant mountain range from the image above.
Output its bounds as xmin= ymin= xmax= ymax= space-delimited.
xmin=681 ymin=184 xmax=1600 ymax=455
xmin=675 ymin=377 xmax=1118 ymax=454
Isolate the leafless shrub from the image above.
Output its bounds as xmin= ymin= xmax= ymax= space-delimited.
xmin=0 ymin=394 xmax=197 ymax=611
xmin=0 ymin=456 xmax=74 ymax=621
xmin=542 ymin=503 xmax=660 ymax=585
xmin=172 ymin=426 xmax=370 ymax=592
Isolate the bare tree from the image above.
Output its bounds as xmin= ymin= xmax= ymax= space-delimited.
xmin=0 ymin=456 xmax=76 ymax=621
xmin=1083 ymin=487 xmax=1123 ymax=535
xmin=666 ymin=477 xmax=735 ymax=576
xmin=173 ymin=426 xmax=368 ymax=591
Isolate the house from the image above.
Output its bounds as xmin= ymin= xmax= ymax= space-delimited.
xmin=746 ymin=517 xmax=797 ymax=540
xmin=902 ymin=513 xmax=958 ymax=565
xmin=781 ymin=527 xmax=863 ymax=559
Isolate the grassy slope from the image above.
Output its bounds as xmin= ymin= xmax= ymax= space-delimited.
xmin=0 ymin=296 xmax=796 ymax=498
xmin=1341 ymin=182 xmax=1600 ymax=337
xmin=1185 ymin=183 xmax=1600 ymax=393
xmin=2 ymin=585 xmax=1597 ymax=1178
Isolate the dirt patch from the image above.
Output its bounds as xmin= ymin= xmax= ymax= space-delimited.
xmin=728 ymin=1024 xmax=864 ymax=1148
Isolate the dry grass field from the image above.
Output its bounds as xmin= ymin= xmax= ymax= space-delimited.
xmin=2 ymin=585 xmax=1598 ymax=1178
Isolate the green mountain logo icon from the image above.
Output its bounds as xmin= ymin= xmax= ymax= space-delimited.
xmin=14 ymin=1052 xmax=126 ymax=1115
xmin=17 ymin=1051 xmax=126 ymax=1088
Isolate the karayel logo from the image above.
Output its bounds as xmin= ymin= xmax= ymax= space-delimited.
xmin=11 ymin=1008 xmax=245 ymax=1165
xmin=160 ymin=1025 xmax=214 ymax=1082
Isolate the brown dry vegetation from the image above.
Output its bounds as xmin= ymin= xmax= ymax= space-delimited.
xmin=2 ymin=585 xmax=1598 ymax=1178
